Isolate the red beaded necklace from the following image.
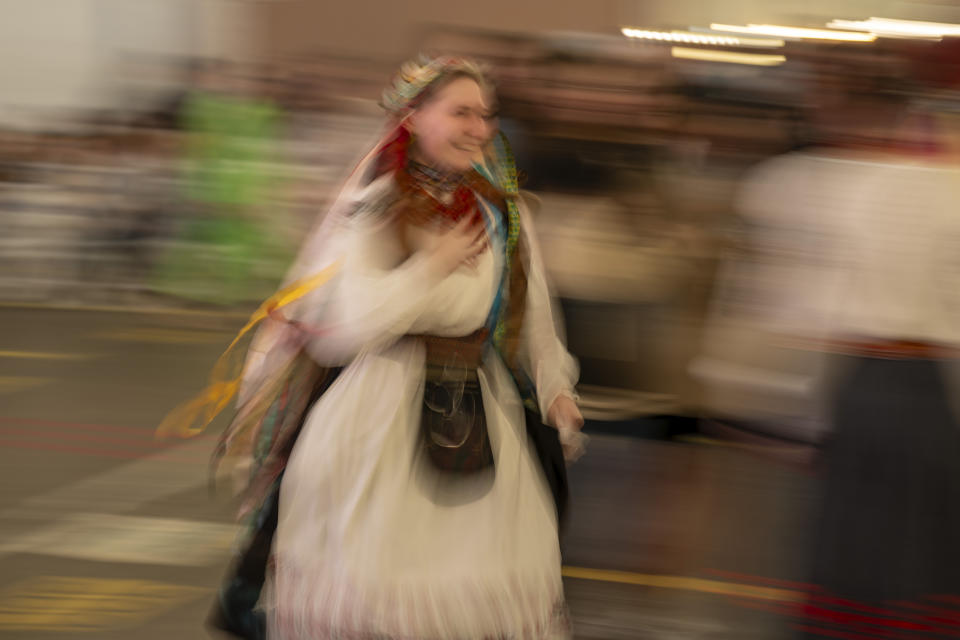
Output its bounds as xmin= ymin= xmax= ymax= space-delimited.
xmin=397 ymin=162 xmax=478 ymax=224
xmin=376 ymin=126 xmax=479 ymax=225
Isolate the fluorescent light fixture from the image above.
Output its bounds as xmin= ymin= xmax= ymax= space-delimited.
xmin=827 ymin=17 xmax=960 ymax=39
xmin=622 ymin=27 xmax=738 ymax=46
xmin=685 ymin=27 xmax=787 ymax=48
xmin=622 ymin=27 xmax=784 ymax=48
xmin=671 ymin=46 xmax=787 ymax=66
xmin=721 ymin=36 xmax=786 ymax=48
xmin=711 ymin=23 xmax=876 ymax=42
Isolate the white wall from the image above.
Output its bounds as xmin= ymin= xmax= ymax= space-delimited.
xmin=0 ymin=1 xmax=106 ymax=127
xmin=0 ymin=0 xmax=251 ymax=130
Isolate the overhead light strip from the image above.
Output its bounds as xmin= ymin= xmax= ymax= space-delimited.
xmin=827 ymin=17 xmax=960 ymax=39
xmin=671 ymin=47 xmax=787 ymax=66
xmin=623 ymin=27 xmax=738 ymax=46
xmin=622 ymin=27 xmax=784 ymax=48
xmin=711 ymin=23 xmax=876 ymax=42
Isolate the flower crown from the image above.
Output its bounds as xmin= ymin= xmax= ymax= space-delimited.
xmin=380 ymin=54 xmax=488 ymax=116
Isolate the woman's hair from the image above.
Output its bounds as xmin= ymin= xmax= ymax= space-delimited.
xmin=380 ymin=56 xmax=492 ymax=116
xmin=410 ymin=67 xmax=493 ymax=111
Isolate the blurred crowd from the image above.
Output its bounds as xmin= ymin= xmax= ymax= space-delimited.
xmin=4 ymin=19 xmax=960 ymax=637
xmin=0 ymin=57 xmax=384 ymax=307
xmin=1 ymin=27 xmax=959 ymax=419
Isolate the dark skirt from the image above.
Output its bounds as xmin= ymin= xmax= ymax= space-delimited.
xmin=800 ymin=357 xmax=960 ymax=637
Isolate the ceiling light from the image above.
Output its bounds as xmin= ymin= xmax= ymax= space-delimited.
xmin=710 ymin=23 xmax=876 ymax=42
xmin=671 ymin=47 xmax=787 ymax=66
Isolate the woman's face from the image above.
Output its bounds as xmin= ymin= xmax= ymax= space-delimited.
xmin=407 ymin=76 xmax=498 ymax=173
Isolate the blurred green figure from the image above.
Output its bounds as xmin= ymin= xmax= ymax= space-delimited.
xmin=154 ymin=61 xmax=289 ymax=306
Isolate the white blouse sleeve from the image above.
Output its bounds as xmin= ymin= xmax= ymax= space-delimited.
xmin=516 ymin=204 xmax=580 ymax=422
xmin=295 ymin=212 xmax=446 ymax=364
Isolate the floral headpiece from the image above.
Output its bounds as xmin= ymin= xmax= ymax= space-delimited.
xmin=380 ymin=54 xmax=488 ymax=116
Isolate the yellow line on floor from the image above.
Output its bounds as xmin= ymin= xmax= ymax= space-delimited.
xmin=0 ymin=376 xmax=54 ymax=393
xmin=96 ymin=328 xmax=231 ymax=344
xmin=0 ymin=300 xmax=249 ymax=318
xmin=0 ymin=576 xmax=208 ymax=632
xmin=675 ymin=434 xmax=807 ymax=453
xmin=561 ymin=566 xmax=802 ymax=602
xmin=0 ymin=350 xmax=90 ymax=360
xmin=0 ymin=570 xmax=799 ymax=632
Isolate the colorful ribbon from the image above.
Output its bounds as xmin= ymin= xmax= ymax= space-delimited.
xmin=155 ymin=261 xmax=340 ymax=440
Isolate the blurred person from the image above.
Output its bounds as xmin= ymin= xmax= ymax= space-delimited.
xmin=110 ymin=129 xmax=179 ymax=286
xmin=152 ymin=60 xmax=287 ymax=305
xmin=709 ymin=66 xmax=960 ymax=636
xmin=197 ymin=55 xmax=585 ymax=639
xmin=796 ymin=86 xmax=960 ymax=638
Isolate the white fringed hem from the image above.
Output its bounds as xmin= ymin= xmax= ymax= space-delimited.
xmin=267 ymin=559 xmax=571 ymax=640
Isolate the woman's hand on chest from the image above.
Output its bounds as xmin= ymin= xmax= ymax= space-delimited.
xmin=415 ymin=215 xmax=489 ymax=278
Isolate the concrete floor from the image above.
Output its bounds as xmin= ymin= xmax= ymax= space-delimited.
xmin=0 ymin=306 xmax=819 ymax=639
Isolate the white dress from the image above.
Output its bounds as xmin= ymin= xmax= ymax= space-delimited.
xmin=267 ymin=187 xmax=578 ymax=640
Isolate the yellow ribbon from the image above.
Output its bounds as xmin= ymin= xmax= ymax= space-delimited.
xmin=155 ymin=261 xmax=341 ymax=440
